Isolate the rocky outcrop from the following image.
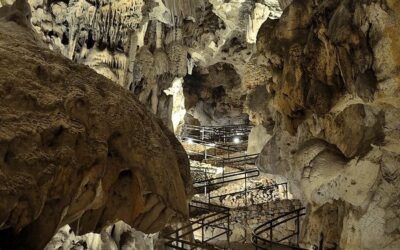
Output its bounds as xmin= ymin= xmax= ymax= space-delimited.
xmin=0 ymin=0 xmax=285 ymax=128
xmin=45 ymin=222 xmax=159 ymax=250
xmin=183 ymin=62 xmax=248 ymax=125
xmin=247 ymin=125 xmax=271 ymax=155
xmin=0 ymin=10 xmax=191 ymax=250
xmin=255 ymin=0 xmax=400 ymax=249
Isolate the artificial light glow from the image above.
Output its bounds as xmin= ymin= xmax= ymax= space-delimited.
xmin=233 ymin=137 xmax=241 ymax=144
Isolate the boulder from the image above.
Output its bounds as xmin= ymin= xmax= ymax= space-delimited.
xmin=0 ymin=10 xmax=191 ymax=250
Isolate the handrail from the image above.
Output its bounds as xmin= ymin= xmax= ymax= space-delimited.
xmin=180 ymin=124 xmax=252 ymax=148
xmin=216 ymin=153 xmax=259 ymax=161
xmin=184 ymin=124 xmax=252 ymax=129
xmin=193 ymin=169 xmax=260 ymax=188
xmin=180 ymin=136 xmax=245 ymax=153
xmin=190 ymin=200 xmax=230 ymax=214
xmin=164 ymin=200 xmax=231 ymax=249
xmin=209 ymin=183 xmax=288 ymax=202
xmin=206 ymin=154 xmax=259 ymax=167
xmin=252 ymin=207 xmax=307 ymax=250
xmin=190 ymin=166 xmax=218 ymax=174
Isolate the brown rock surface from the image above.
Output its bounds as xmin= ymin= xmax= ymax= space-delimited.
xmin=0 ymin=11 xmax=191 ymax=250
xmin=255 ymin=0 xmax=400 ymax=249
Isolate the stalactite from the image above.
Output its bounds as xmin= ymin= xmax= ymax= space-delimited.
xmin=163 ymin=0 xmax=199 ymax=21
xmin=156 ymin=21 xmax=162 ymax=49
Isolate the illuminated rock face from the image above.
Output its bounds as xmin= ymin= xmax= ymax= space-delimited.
xmin=0 ymin=11 xmax=191 ymax=250
xmin=3 ymin=0 xmax=398 ymax=249
xmin=45 ymin=222 xmax=158 ymax=250
xmin=0 ymin=0 xmax=284 ymax=127
xmin=255 ymin=1 xmax=400 ymax=249
xmin=27 ymin=0 xmax=145 ymax=85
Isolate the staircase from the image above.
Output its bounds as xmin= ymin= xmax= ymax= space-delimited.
xmin=252 ymin=208 xmax=307 ymax=250
xmin=165 ymin=124 xmax=306 ymax=250
xmin=164 ymin=201 xmax=231 ymax=250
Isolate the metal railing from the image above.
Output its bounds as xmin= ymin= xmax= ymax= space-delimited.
xmin=205 ymin=154 xmax=259 ymax=167
xmin=193 ymin=169 xmax=288 ymax=206
xmin=208 ymin=183 xmax=288 ymax=204
xmin=252 ymin=207 xmax=306 ymax=250
xmin=164 ymin=201 xmax=231 ymax=249
xmin=193 ymin=169 xmax=260 ymax=194
xmin=181 ymin=124 xmax=252 ymax=145
xmin=180 ymin=137 xmax=245 ymax=153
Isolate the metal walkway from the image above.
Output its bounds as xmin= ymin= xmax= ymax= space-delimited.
xmin=164 ymin=201 xmax=231 ymax=249
xmin=193 ymin=169 xmax=260 ymax=194
xmin=204 ymin=154 xmax=259 ymax=168
xmin=168 ymin=123 xmax=304 ymax=249
xmin=252 ymin=208 xmax=306 ymax=250
xmin=181 ymin=124 xmax=253 ymax=144
xmin=193 ymin=167 xmax=288 ymax=206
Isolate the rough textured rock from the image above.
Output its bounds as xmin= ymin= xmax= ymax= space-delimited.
xmin=0 ymin=11 xmax=191 ymax=250
xmin=2 ymin=0 xmax=399 ymax=249
xmin=255 ymin=0 xmax=400 ymax=249
xmin=0 ymin=0 xmax=284 ymax=128
xmin=45 ymin=222 xmax=159 ymax=250
xmin=247 ymin=125 xmax=271 ymax=155
xmin=183 ymin=62 xmax=248 ymax=125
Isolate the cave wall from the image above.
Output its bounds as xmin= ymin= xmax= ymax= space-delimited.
xmin=183 ymin=62 xmax=248 ymax=125
xmin=253 ymin=0 xmax=400 ymax=249
xmin=0 ymin=0 xmax=285 ymax=128
xmin=0 ymin=8 xmax=191 ymax=249
xmin=130 ymin=0 xmax=285 ymax=126
xmin=45 ymin=222 xmax=159 ymax=250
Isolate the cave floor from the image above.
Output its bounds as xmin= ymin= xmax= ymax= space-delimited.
xmin=178 ymin=125 xmax=302 ymax=250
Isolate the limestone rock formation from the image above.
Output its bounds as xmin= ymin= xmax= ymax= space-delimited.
xmin=183 ymin=62 xmax=248 ymax=125
xmin=247 ymin=125 xmax=271 ymax=155
xmin=255 ymin=0 xmax=400 ymax=249
xmin=45 ymin=222 xmax=159 ymax=250
xmin=0 ymin=0 xmax=285 ymax=128
xmin=2 ymin=0 xmax=398 ymax=249
xmin=0 ymin=11 xmax=191 ymax=250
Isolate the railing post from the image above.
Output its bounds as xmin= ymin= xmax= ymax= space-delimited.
xmin=201 ymin=218 xmax=205 ymax=243
xmin=175 ymin=231 xmax=179 ymax=247
xmin=296 ymin=210 xmax=300 ymax=245
xmin=223 ymin=126 xmax=226 ymax=143
xmin=222 ymin=159 xmax=225 ymax=182
xmin=204 ymin=170 xmax=207 ymax=196
xmin=270 ymin=222 xmax=273 ymax=248
xmin=245 ymin=172 xmax=248 ymax=207
xmin=227 ymin=212 xmax=230 ymax=245
xmin=285 ymin=183 xmax=288 ymax=199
